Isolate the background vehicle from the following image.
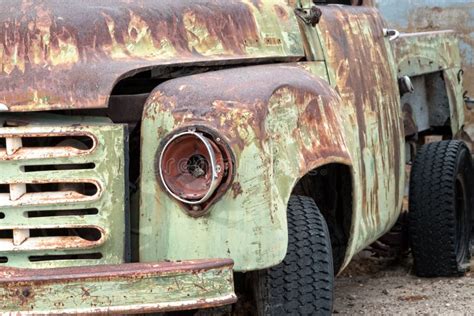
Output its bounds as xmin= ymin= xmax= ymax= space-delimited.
xmin=0 ymin=0 xmax=471 ymax=314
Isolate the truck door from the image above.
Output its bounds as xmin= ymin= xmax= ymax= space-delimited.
xmin=316 ymin=5 xmax=405 ymax=250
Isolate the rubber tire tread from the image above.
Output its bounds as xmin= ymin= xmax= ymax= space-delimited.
xmin=409 ymin=140 xmax=473 ymax=277
xmin=254 ymin=195 xmax=334 ymax=315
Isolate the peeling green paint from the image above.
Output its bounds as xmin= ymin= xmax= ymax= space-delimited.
xmin=0 ymin=0 xmax=304 ymax=112
xmin=0 ymin=114 xmax=127 ymax=268
xmin=394 ymin=32 xmax=465 ymax=134
xmin=0 ymin=260 xmax=236 ymax=314
xmin=0 ymin=1 xmax=469 ymax=313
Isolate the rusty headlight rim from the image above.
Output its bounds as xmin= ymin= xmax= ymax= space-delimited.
xmin=158 ymin=127 xmax=230 ymax=207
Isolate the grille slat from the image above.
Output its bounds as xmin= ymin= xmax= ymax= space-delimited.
xmin=0 ymin=122 xmax=127 ymax=268
xmin=0 ymin=191 xmax=98 ymax=207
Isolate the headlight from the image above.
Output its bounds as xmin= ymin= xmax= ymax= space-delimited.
xmin=158 ymin=127 xmax=234 ymax=216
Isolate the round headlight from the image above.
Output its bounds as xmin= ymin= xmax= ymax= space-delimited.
xmin=159 ymin=129 xmax=230 ymax=206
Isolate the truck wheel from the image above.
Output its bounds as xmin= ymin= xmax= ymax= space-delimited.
xmin=253 ymin=195 xmax=334 ymax=315
xmin=409 ymin=140 xmax=473 ymax=277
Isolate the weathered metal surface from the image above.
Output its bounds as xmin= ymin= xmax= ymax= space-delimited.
xmin=374 ymin=0 xmax=474 ymax=93
xmin=0 ymin=0 xmax=466 ymax=283
xmin=393 ymin=31 xmax=465 ymax=134
xmin=399 ymin=71 xmax=458 ymax=139
xmin=158 ymin=127 xmax=235 ymax=216
xmin=0 ymin=259 xmax=236 ymax=314
xmin=140 ymin=2 xmax=406 ymax=272
xmin=140 ymin=63 xmax=352 ymax=271
xmin=315 ymin=5 xmax=404 ymax=268
xmin=0 ymin=0 xmax=304 ymax=112
xmin=376 ymin=0 xmax=474 ymax=149
xmin=394 ymin=31 xmax=461 ymax=77
xmin=0 ymin=114 xmax=127 ymax=268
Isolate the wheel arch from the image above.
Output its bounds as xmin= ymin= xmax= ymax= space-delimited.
xmin=290 ymin=163 xmax=354 ymax=273
xmin=401 ymin=70 xmax=464 ymax=138
xmin=139 ymin=63 xmax=358 ymax=271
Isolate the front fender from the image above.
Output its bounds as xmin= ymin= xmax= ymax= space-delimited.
xmin=139 ymin=64 xmax=353 ymax=271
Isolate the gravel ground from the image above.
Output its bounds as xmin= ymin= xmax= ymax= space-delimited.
xmin=334 ymin=250 xmax=474 ymax=315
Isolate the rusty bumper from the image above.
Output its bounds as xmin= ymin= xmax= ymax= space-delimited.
xmin=0 ymin=259 xmax=236 ymax=314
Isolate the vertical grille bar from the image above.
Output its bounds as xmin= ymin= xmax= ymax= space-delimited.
xmin=5 ymin=137 xmax=29 ymax=246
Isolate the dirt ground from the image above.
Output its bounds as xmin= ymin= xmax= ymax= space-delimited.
xmin=334 ymin=249 xmax=474 ymax=315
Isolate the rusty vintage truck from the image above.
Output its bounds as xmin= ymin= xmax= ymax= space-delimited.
xmin=0 ymin=0 xmax=472 ymax=314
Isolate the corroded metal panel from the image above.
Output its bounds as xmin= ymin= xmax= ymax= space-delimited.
xmin=0 ymin=259 xmax=236 ymax=314
xmin=392 ymin=31 xmax=465 ymax=134
xmin=0 ymin=0 xmax=304 ymax=112
xmin=393 ymin=31 xmax=461 ymax=77
xmin=139 ymin=2 xmax=405 ymax=269
xmin=376 ymin=0 xmax=474 ymax=146
xmin=375 ymin=0 xmax=474 ymax=92
xmin=0 ymin=115 xmax=127 ymax=268
xmin=316 ymin=5 xmax=404 ymax=267
xmin=139 ymin=63 xmax=352 ymax=271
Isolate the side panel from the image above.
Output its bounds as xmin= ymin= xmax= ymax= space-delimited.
xmin=316 ymin=5 xmax=405 ymax=266
xmin=139 ymin=64 xmax=353 ymax=271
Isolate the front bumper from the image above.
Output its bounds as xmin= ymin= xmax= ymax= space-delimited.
xmin=0 ymin=259 xmax=236 ymax=314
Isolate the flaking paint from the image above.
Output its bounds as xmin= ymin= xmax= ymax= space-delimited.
xmin=0 ymin=0 xmax=467 ymax=297
xmin=139 ymin=6 xmax=407 ymax=268
xmin=138 ymin=4 xmax=468 ymax=272
xmin=0 ymin=0 xmax=303 ymax=112
xmin=0 ymin=259 xmax=236 ymax=314
xmin=0 ymin=114 xmax=127 ymax=268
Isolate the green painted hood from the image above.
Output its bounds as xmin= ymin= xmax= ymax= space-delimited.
xmin=0 ymin=0 xmax=304 ymax=112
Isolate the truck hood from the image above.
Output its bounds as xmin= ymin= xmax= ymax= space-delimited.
xmin=0 ymin=0 xmax=303 ymax=112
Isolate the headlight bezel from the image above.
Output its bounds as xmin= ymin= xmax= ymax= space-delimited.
xmin=157 ymin=126 xmax=235 ymax=217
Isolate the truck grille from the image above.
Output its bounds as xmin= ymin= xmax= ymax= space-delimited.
xmin=0 ymin=118 xmax=127 ymax=268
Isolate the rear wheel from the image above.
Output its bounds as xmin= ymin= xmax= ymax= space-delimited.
xmin=252 ymin=195 xmax=334 ymax=315
xmin=409 ymin=140 xmax=473 ymax=277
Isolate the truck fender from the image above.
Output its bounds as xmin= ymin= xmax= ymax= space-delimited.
xmin=140 ymin=64 xmax=354 ymax=271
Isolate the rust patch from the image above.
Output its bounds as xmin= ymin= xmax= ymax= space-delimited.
xmin=81 ymin=286 xmax=91 ymax=298
xmin=0 ymin=259 xmax=233 ymax=284
xmin=0 ymin=0 xmax=303 ymax=112
xmin=159 ymin=133 xmax=226 ymax=201
xmin=274 ymin=4 xmax=289 ymax=21
xmin=146 ymin=64 xmax=340 ymax=154
xmin=402 ymin=103 xmax=417 ymax=136
xmin=318 ymin=6 xmax=404 ymax=230
xmin=156 ymin=126 xmax=235 ymax=216
xmin=0 ymin=259 xmax=236 ymax=314
xmin=231 ymin=182 xmax=243 ymax=198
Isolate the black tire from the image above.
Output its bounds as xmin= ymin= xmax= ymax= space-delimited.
xmin=409 ymin=140 xmax=473 ymax=277
xmin=253 ymin=195 xmax=334 ymax=315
